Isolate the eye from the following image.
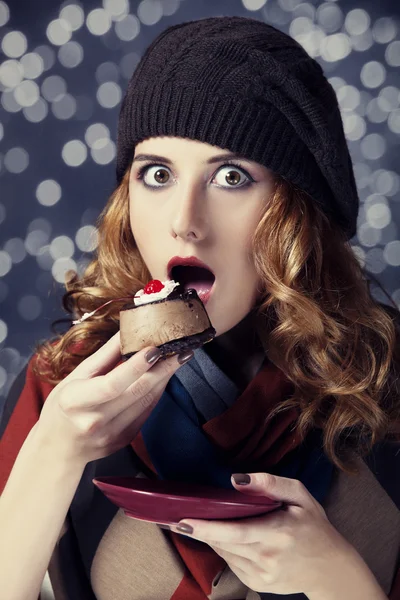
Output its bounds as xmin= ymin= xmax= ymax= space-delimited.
xmin=137 ymin=164 xmax=172 ymax=188
xmin=213 ymin=164 xmax=252 ymax=188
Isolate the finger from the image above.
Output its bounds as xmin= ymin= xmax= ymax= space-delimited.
xmin=232 ymin=472 xmax=311 ymax=507
xmin=172 ymin=510 xmax=288 ymax=545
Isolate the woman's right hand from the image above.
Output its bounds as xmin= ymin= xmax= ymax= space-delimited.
xmin=32 ymin=331 xmax=193 ymax=467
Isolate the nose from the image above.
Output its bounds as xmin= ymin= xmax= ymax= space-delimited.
xmin=170 ymin=184 xmax=210 ymax=242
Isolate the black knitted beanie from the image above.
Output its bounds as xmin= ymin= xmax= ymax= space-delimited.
xmin=116 ymin=16 xmax=359 ymax=240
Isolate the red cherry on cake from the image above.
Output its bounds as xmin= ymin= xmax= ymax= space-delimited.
xmin=143 ymin=279 xmax=165 ymax=294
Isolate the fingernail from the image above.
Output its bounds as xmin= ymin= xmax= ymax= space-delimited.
xmin=176 ymin=523 xmax=194 ymax=534
xmin=177 ymin=351 xmax=194 ymax=365
xmin=145 ymin=348 xmax=162 ymax=365
xmin=232 ymin=473 xmax=251 ymax=485
xmin=156 ymin=523 xmax=171 ymax=530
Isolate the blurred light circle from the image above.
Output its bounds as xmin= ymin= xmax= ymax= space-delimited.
xmin=289 ymin=17 xmax=313 ymax=37
xmin=60 ymin=4 xmax=85 ymax=31
xmin=384 ymin=241 xmax=400 ymax=267
xmin=90 ymin=139 xmax=116 ymax=164
xmin=52 ymin=257 xmax=77 ymax=284
xmin=86 ymin=9 xmax=112 ymax=36
xmin=161 ymin=0 xmax=180 ymax=16
xmin=41 ymin=75 xmax=67 ymax=102
xmin=0 ymin=347 xmax=21 ymax=372
xmin=360 ymin=61 xmax=386 ymax=89
xmin=103 ymin=0 xmax=129 ymax=20
xmin=51 ymin=93 xmax=76 ymax=119
xmin=356 ymin=90 xmax=372 ymax=117
xmin=320 ymin=33 xmax=351 ymax=62
xmin=0 ymin=59 xmax=24 ymax=88
xmin=0 ymin=321 xmax=7 ymax=344
xmin=23 ymin=97 xmax=48 ymax=122
xmin=1 ymin=90 xmax=22 ymax=112
xmin=115 ymin=14 xmax=140 ymax=41
xmin=18 ymin=295 xmax=42 ymax=320
xmin=358 ymin=223 xmax=382 ymax=248
xmin=28 ymin=217 xmax=52 ymax=236
xmin=0 ymin=1 xmax=10 ymax=26
xmin=85 ymin=122 xmax=110 ymax=147
xmin=350 ymin=30 xmax=374 ymax=52
xmin=46 ymin=19 xmax=72 ymax=46
xmin=50 ymin=235 xmax=74 ymax=260
xmin=0 ymin=123 xmax=3 ymax=142
xmin=360 ymin=133 xmax=386 ymax=160
xmin=62 ymin=140 xmax=87 ymax=166
xmin=375 ymin=171 xmax=399 ymax=196
xmin=366 ymin=201 xmax=391 ymax=229
xmin=372 ymin=17 xmax=397 ymax=44
xmin=316 ymin=3 xmax=343 ymax=33
xmin=2 ymin=31 xmax=27 ymax=58
xmin=36 ymin=245 xmax=53 ymax=270
xmin=294 ymin=27 xmax=325 ymax=58
xmin=344 ymin=9 xmax=370 ymax=36
xmin=33 ymin=45 xmax=55 ymax=71
xmin=20 ymin=52 xmax=44 ymax=80
xmin=4 ymin=238 xmax=26 ymax=263
xmin=336 ymin=85 xmax=360 ymax=111
xmin=0 ymin=251 xmax=12 ymax=276
xmin=366 ymin=98 xmax=388 ymax=123
xmin=342 ymin=113 xmax=366 ymax=141
xmin=328 ymin=76 xmax=345 ymax=92
xmin=385 ymin=41 xmax=400 ymax=68
xmin=75 ymin=225 xmax=98 ymax=252
xmin=354 ymin=162 xmax=371 ymax=189
xmin=378 ymin=86 xmax=400 ymax=112
xmin=388 ymin=109 xmax=400 ymax=134
xmin=13 ymin=80 xmax=40 ymax=107
xmin=0 ymin=203 xmax=6 ymax=225
xmin=95 ymin=61 xmax=119 ymax=83
xmin=4 ymin=147 xmax=29 ymax=173
xmin=120 ymin=52 xmax=140 ymax=79
xmin=242 ymin=0 xmax=267 ymax=9
xmin=278 ymin=0 xmax=303 ymax=10
xmin=96 ymin=81 xmax=121 ymax=108
xmin=0 ymin=365 xmax=7 ymax=391
xmin=36 ymin=179 xmax=61 ymax=206
xmin=292 ymin=2 xmax=315 ymax=20
xmin=25 ymin=231 xmax=50 ymax=256
xmin=137 ymin=0 xmax=163 ymax=26
xmin=58 ymin=41 xmax=84 ymax=68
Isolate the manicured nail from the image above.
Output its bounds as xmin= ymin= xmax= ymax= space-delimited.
xmin=177 ymin=351 xmax=194 ymax=365
xmin=145 ymin=348 xmax=162 ymax=364
xmin=156 ymin=523 xmax=171 ymax=530
xmin=232 ymin=473 xmax=251 ymax=485
xmin=176 ymin=523 xmax=194 ymax=534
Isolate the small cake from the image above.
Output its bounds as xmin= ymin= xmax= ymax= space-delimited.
xmin=119 ymin=279 xmax=216 ymax=360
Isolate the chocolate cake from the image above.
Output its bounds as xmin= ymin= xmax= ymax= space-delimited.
xmin=119 ymin=279 xmax=216 ymax=360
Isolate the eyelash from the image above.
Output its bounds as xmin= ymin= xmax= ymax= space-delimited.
xmin=135 ymin=160 xmax=255 ymax=190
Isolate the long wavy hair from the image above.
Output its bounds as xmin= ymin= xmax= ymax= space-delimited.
xmin=32 ymin=166 xmax=400 ymax=475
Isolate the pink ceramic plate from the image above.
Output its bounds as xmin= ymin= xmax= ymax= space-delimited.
xmin=92 ymin=476 xmax=283 ymax=526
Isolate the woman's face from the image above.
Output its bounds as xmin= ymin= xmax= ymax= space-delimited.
xmin=129 ymin=136 xmax=274 ymax=337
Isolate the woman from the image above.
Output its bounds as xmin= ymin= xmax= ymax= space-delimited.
xmin=1 ymin=15 xmax=399 ymax=600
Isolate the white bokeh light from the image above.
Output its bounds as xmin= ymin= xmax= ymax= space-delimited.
xmin=75 ymin=225 xmax=99 ymax=252
xmin=344 ymin=9 xmax=370 ymax=36
xmin=0 ymin=321 xmax=8 ymax=345
xmin=62 ymin=140 xmax=87 ymax=167
xmin=360 ymin=61 xmax=386 ymax=89
xmin=0 ymin=251 xmax=12 ymax=277
xmin=4 ymin=238 xmax=27 ymax=264
xmin=2 ymin=31 xmax=28 ymax=58
xmin=51 ymin=94 xmax=77 ymax=119
xmin=137 ymin=0 xmax=163 ymax=26
xmin=60 ymin=4 xmax=85 ymax=31
xmin=373 ymin=17 xmax=397 ymax=44
xmin=241 ymin=0 xmax=267 ymax=10
xmin=85 ymin=123 xmax=110 ymax=147
xmin=36 ymin=180 xmax=62 ymax=207
xmin=383 ymin=241 xmax=400 ymax=267
xmin=46 ymin=19 xmax=72 ymax=46
xmin=58 ymin=41 xmax=84 ymax=68
xmin=13 ymin=80 xmax=40 ymax=107
xmin=4 ymin=147 xmax=29 ymax=173
xmin=91 ymin=139 xmax=116 ymax=164
xmin=52 ymin=257 xmax=78 ymax=284
xmin=115 ymin=14 xmax=141 ymax=41
xmin=23 ymin=97 xmax=48 ymax=123
xmin=96 ymin=82 xmax=122 ymax=108
xmin=320 ymin=33 xmax=351 ymax=62
xmin=0 ymin=59 xmax=24 ymax=88
xmin=17 ymin=295 xmax=42 ymax=321
xmin=50 ymin=235 xmax=75 ymax=260
xmin=0 ymin=1 xmax=10 ymax=27
xmin=86 ymin=9 xmax=112 ymax=36
xmin=20 ymin=52 xmax=44 ymax=79
xmin=41 ymin=75 xmax=67 ymax=102
xmin=103 ymin=0 xmax=129 ymax=20
xmin=385 ymin=41 xmax=400 ymax=68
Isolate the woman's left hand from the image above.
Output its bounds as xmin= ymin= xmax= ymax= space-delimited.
xmin=169 ymin=472 xmax=360 ymax=596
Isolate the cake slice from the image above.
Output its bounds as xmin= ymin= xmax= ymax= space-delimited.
xmin=119 ymin=279 xmax=216 ymax=360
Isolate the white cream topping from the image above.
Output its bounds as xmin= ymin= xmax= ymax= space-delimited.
xmin=133 ymin=279 xmax=180 ymax=306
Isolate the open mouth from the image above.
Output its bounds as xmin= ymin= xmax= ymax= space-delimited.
xmin=171 ymin=265 xmax=216 ymax=302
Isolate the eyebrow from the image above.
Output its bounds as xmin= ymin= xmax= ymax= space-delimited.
xmin=132 ymin=152 xmax=254 ymax=166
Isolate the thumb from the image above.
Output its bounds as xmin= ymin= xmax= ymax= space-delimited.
xmin=231 ymin=472 xmax=309 ymax=507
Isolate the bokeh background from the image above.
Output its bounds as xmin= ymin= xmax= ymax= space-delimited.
xmin=1 ymin=0 xmax=400 ymax=408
